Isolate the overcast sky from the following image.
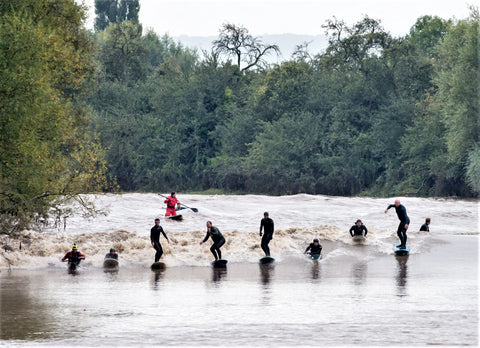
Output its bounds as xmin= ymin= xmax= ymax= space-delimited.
xmin=79 ymin=0 xmax=472 ymax=37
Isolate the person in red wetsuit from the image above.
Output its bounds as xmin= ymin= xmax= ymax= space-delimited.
xmin=164 ymin=192 xmax=180 ymax=216
xmin=61 ymin=244 xmax=85 ymax=265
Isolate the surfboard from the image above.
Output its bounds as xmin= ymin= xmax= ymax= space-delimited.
xmin=352 ymin=235 xmax=366 ymax=242
xmin=167 ymin=214 xmax=183 ymax=221
xmin=151 ymin=261 xmax=166 ymax=270
xmin=103 ymin=258 xmax=119 ymax=269
xmin=394 ymin=244 xmax=410 ymax=256
xmin=259 ymin=256 xmax=275 ymax=265
xmin=310 ymin=254 xmax=322 ymax=260
xmin=211 ymin=259 xmax=228 ymax=268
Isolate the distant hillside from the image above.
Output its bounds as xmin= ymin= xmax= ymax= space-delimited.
xmin=174 ymin=34 xmax=329 ymax=64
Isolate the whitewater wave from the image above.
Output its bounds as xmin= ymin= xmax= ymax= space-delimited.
xmin=0 ymin=225 xmax=435 ymax=269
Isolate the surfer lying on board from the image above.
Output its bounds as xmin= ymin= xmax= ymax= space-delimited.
xmin=349 ymin=219 xmax=368 ymax=237
xmin=62 ymin=244 xmax=85 ymax=265
xmin=304 ymin=238 xmax=322 ymax=257
xmin=384 ymin=199 xmax=410 ymax=249
xmin=259 ymin=212 xmax=274 ymax=257
xmin=200 ymin=221 xmax=226 ymax=261
xmin=105 ymin=248 xmax=118 ymax=260
xmin=151 ymin=218 xmax=170 ymax=262
xmin=164 ymin=192 xmax=180 ymax=217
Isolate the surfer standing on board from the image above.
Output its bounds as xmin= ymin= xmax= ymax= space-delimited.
xmin=349 ymin=219 xmax=368 ymax=237
xmin=259 ymin=212 xmax=274 ymax=257
xmin=151 ymin=218 xmax=170 ymax=262
xmin=384 ymin=199 xmax=410 ymax=249
xmin=200 ymin=221 xmax=226 ymax=261
xmin=164 ymin=192 xmax=180 ymax=217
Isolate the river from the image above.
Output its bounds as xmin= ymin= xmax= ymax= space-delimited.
xmin=1 ymin=194 xmax=478 ymax=346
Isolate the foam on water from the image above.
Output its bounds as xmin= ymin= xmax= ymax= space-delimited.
xmin=0 ymin=193 xmax=477 ymax=269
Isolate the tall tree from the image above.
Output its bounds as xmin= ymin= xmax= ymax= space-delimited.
xmin=0 ymin=0 xmax=108 ymax=233
xmin=213 ymin=23 xmax=280 ymax=71
xmin=431 ymin=10 xmax=479 ymax=194
xmin=94 ymin=0 xmax=139 ymax=32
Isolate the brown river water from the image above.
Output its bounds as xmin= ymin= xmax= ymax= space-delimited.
xmin=1 ymin=194 xmax=478 ymax=346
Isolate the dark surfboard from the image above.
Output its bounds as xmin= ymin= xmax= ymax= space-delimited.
xmin=168 ymin=214 xmax=183 ymax=221
xmin=394 ymin=244 xmax=410 ymax=256
xmin=151 ymin=261 xmax=166 ymax=270
xmin=211 ymin=259 xmax=228 ymax=268
xmin=259 ymin=256 xmax=275 ymax=265
xmin=103 ymin=258 xmax=119 ymax=269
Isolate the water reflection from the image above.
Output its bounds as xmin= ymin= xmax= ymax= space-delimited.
xmin=151 ymin=269 xmax=165 ymax=290
xmin=259 ymin=264 xmax=274 ymax=286
xmin=311 ymin=261 xmax=321 ymax=280
xmin=395 ymin=255 xmax=409 ymax=297
xmin=0 ymin=275 xmax=55 ymax=340
xmin=351 ymin=261 xmax=368 ymax=286
xmin=211 ymin=268 xmax=227 ymax=284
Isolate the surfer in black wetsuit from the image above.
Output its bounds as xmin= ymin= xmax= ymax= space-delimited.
xmin=385 ymin=199 xmax=410 ymax=249
xmin=304 ymin=238 xmax=322 ymax=257
xmin=349 ymin=219 xmax=368 ymax=237
xmin=150 ymin=218 xmax=170 ymax=262
xmin=200 ymin=221 xmax=225 ymax=261
xmin=259 ymin=212 xmax=274 ymax=256
xmin=420 ymin=218 xmax=430 ymax=232
xmin=105 ymin=248 xmax=118 ymax=260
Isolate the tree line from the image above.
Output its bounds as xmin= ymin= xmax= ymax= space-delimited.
xmin=0 ymin=0 xmax=478 ymax=232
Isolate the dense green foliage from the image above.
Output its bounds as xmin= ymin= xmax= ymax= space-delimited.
xmin=89 ymin=10 xmax=479 ymax=197
xmin=1 ymin=0 xmax=478 ymax=234
xmin=0 ymin=0 xmax=108 ymax=232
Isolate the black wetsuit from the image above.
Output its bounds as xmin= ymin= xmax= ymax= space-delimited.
xmin=259 ymin=217 xmax=274 ymax=256
xmin=202 ymin=226 xmax=225 ymax=260
xmin=305 ymin=243 xmax=322 ymax=255
xmin=150 ymin=224 xmax=168 ymax=262
xmin=104 ymin=253 xmax=118 ymax=260
xmin=386 ymin=204 xmax=410 ymax=248
xmin=420 ymin=223 xmax=429 ymax=232
xmin=349 ymin=224 xmax=368 ymax=237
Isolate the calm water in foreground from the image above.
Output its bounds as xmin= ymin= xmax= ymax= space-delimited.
xmin=0 ymin=194 xmax=478 ymax=346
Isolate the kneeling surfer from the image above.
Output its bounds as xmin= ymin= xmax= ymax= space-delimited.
xmin=200 ymin=221 xmax=225 ymax=261
xmin=62 ymin=243 xmax=85 ymax=266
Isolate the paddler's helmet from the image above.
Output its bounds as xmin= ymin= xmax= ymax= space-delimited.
xmin=72 ymin=244 xmax=78 ymax=250
xmin=313 ymin=238 xmax=319 ymax=243
xmin=110 ymin=248 xmax=116 ymax=252
xmin=264 ymin=212 xmax=269 ymax=216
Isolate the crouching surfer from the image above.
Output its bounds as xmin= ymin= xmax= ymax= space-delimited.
xmin=304 ymin=238 xmax=322 ymax=259
xmin=259 ymin=212 xmax=274 ymax=257
xmin=200 ymin=221 xmax=225 ymax=261
xmin=62 ymin=244 xmax=85 ymax=269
